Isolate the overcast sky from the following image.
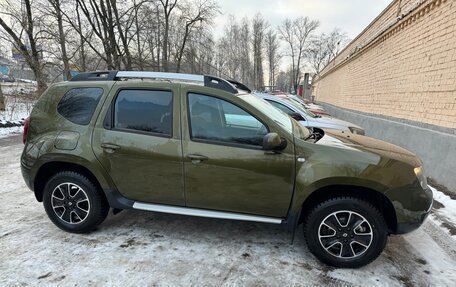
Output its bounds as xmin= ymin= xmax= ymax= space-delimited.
xmin=213 ymin=0 xmax=392 ymax=40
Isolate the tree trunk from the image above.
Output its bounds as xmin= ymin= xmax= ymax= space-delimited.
xmin=76 ymin=2 xmax=86 ymax=71
xmin=109 ymin=0 xmax=132 ymax=69
xmin=176 ymin=23 xmax=191 ymax=73
xmin=54 ymin=0 xmax=71 ymax=80
xmin=0 ymin=0 xmax=48 ymax=97
xmin=134 ymin=1 xmax=143 ymax=70
xmin=162 ymin=16 xmax=169 ymax=71
xmin=156 ymin=7 xmax=161 ymax=71
xmin=0 ymin=84 xmax=5 ymax=111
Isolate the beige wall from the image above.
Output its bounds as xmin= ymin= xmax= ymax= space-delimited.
xmin=314 ymin=0 xmax=456 ymax=129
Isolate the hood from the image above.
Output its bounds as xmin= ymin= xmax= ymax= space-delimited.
xmin=316 ymin=129 xmax=421 ymax=167
xmin=308 ymin=116 xmax=362 ymax=130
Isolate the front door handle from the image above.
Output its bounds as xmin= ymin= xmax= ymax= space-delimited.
xmin=187 ymin=154 xmax=208 ymax=163
xmin=101 ymin=143 xmax=120 ymax=153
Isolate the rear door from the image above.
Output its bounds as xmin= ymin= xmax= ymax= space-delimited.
xmin=92 ymin=82 xmax=185 ymax=205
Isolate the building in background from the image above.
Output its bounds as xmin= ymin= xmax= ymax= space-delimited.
xmin=0 ymin=56 xmax=12 ymax=75
xmin=312 ymin=0 xmax=456 ymax=192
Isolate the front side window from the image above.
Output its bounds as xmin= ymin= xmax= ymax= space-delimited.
xmin=188 ymin=93 xmax=267 ymax=147
xmin=57 ymin=87 xmax=104 ymax=125
xmin=114 ymin=89 xmax=173 ymax=136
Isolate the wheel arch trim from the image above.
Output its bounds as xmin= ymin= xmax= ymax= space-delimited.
xmin=289 ymin=179 xmax=398 ymax=234
xmin=31 ymin=154 xmax=116 ymax=203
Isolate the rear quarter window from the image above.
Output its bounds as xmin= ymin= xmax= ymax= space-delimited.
xmin=57 ymin=88 xmax=104 ymax=125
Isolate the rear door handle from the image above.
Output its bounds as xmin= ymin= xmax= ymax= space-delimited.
xmin=187 ymin=154 xmax=208 ymax=163
xmin=101 ymin=143 xmax=120 ymax=153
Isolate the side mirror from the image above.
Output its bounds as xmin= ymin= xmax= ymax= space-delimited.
xmin=290 ymin=112 xmax=304 ymax=121
xmin=263 ymin=133 xmax=287 ymax=151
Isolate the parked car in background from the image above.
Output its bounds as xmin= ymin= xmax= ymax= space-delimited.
xmin=289 ymin=95 xmax=327 ymax=112
xmin=271 ymin=92 xmax=330 ymax=116
xmin=0 ymin=74 xmax=15 ymax=82
xmin=256 ymin=93 xmax=365 ymax=135
xmin=21 ymin=71 xmax=431 ymax=268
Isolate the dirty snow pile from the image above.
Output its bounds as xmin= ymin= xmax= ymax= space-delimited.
xmin=429 ymin=186 xmax=456 ymax=238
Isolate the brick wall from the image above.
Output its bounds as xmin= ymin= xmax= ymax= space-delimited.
xmin=313 ymin=0 xmax=456 ymax=129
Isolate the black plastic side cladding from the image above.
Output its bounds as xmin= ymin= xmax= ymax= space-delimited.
xmin=104 ymin=188 xmax=135 ymax=209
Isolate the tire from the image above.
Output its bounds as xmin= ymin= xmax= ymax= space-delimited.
xmin=43 ymin=171 xmax=109 ymax=233
xmin=304 ymin=197 xmax=388 ymax=268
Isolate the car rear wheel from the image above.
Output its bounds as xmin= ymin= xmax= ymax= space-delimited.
xmin=43 ymin=171 xmax=109 ymax=233
xmin=304 ymin=197 xmax=388 ymax=268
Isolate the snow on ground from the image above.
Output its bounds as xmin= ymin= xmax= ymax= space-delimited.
xmin=0 ymin=136 xmax=455 ymax=286
xmin=0 ymin=126 xmax=23 ymax=138
xmin=1 ymin=82 xmax=37 ymax=95
xmin=0 ymin=82 xmax=36 ymax=138
xmin=429 ymin=186 xmax=456 ymax=237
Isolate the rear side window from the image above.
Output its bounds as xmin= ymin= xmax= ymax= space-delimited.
xmin=57 ymin=88 xmax=104 ymax=125
xmin=114 ymin=89 xmax=173 ymax=136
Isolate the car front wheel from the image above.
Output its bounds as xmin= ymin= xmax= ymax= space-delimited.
xmin=304 ymin=197 xmax=388 ymax=268
xmin=43 ymin=171 xmax=109 ymax=233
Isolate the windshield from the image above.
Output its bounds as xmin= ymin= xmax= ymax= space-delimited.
xmin=281 ymin=97 xmax=318 ymax=118
xmin=291 ymin=117 xmax=311 ymax=140
xmin=238 ymin=94 xmax=292 ymax=133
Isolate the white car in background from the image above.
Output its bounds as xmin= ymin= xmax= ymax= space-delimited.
xmin=255 ymin=93 xmax=365 ymax=135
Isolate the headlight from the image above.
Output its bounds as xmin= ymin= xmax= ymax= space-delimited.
xmin=348 ymin=127 xmax=365 ymax=135
xmin=414 ymin=166 xmax=428 ymax=189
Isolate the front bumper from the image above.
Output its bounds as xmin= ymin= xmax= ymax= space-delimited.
xmin=393 ymin=185 xmax=433 ymax=234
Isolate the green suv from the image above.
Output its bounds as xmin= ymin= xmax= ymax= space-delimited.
xmin=21 ymin=71 xmax=432 ymax=268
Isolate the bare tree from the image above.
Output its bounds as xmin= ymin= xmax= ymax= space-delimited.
xmin=0 ymin=0 xmax=48 ymax=96
xmin=110 ymin=0 xmax=133 ymax=70
xmin=307 ymin=28 xmax=349 ymax=74
xmin=265 ymin=29 xmax=281 ymax=88
xmin=175 ymin=0 xmax=218 ymax=73
xmin=278 ymin=16 xmax=319 ymax=93
xmin=159 ymin=0 xmax=178 ymax=72
xmin=251 ymin=13 xmax=267 ymax=90
xmin=45 ymin=0 xmax=71 ymax=79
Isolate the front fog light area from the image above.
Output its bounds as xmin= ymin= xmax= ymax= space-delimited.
xmin=414 ymin=166 xmax=428 ymax=189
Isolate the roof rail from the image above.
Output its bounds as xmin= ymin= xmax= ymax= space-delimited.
xmin=70 ymin=70 xmax=247 ymax=94
xmin=70 ymin=71 xmax=117 ymax=81
xmin=226 ymin=79 xmax=252 ymax=93
xmin=116 ymin=71 xmax=203 ymax=82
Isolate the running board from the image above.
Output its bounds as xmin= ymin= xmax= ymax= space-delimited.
xmin=132 ymin=202 xmax=283 ymax=224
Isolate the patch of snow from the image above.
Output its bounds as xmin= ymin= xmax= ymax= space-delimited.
xmin=0 ymin=141 xmax=454 ymax=286
xmin=1 ymin=82 xmax=37 ymax=95
xmin=0 ymin=83 xmax=35 ymax=138
xmin=429 ymin=185 xmax=456 ymax=238
xmin=0 ymin=126 xmax=22 ymax=138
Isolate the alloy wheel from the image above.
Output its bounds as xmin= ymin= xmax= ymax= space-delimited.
xmin=318 ymin=210 xmax=373 ymax=258
xmin=51 ymin=182 xmax=91 ymax=224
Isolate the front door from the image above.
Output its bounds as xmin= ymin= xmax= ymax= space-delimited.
xmin=92 ymin=82 xmax=184 ymax=205
xmin=181 ymin=90 xmax=295 ymax=217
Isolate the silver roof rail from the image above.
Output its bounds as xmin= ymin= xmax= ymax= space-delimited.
xmin=116 ymin=71 xmax=204 ymax=82
xmin=70 ymin=70 xmax=249 ymax=94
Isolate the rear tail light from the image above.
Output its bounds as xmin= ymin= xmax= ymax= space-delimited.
xmin=23 ymin=117 xmax=30 ymax=144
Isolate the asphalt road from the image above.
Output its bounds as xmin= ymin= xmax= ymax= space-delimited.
xmin=1 ymin=135 xmax=455 ymax=286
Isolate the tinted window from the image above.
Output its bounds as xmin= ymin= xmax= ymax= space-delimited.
xmin=266 ymin=100 xmax=295 ymax=115
xmin=57 ymin=88 xmax=103 ymax=125
xmin=114 ymin=89 xmax=172 ymax=136
xmin=188 ymin=93 xmax=267 ymax=146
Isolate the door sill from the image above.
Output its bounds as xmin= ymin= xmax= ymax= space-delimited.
xmin=132 ymin=202 xmax=283 ymax=224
